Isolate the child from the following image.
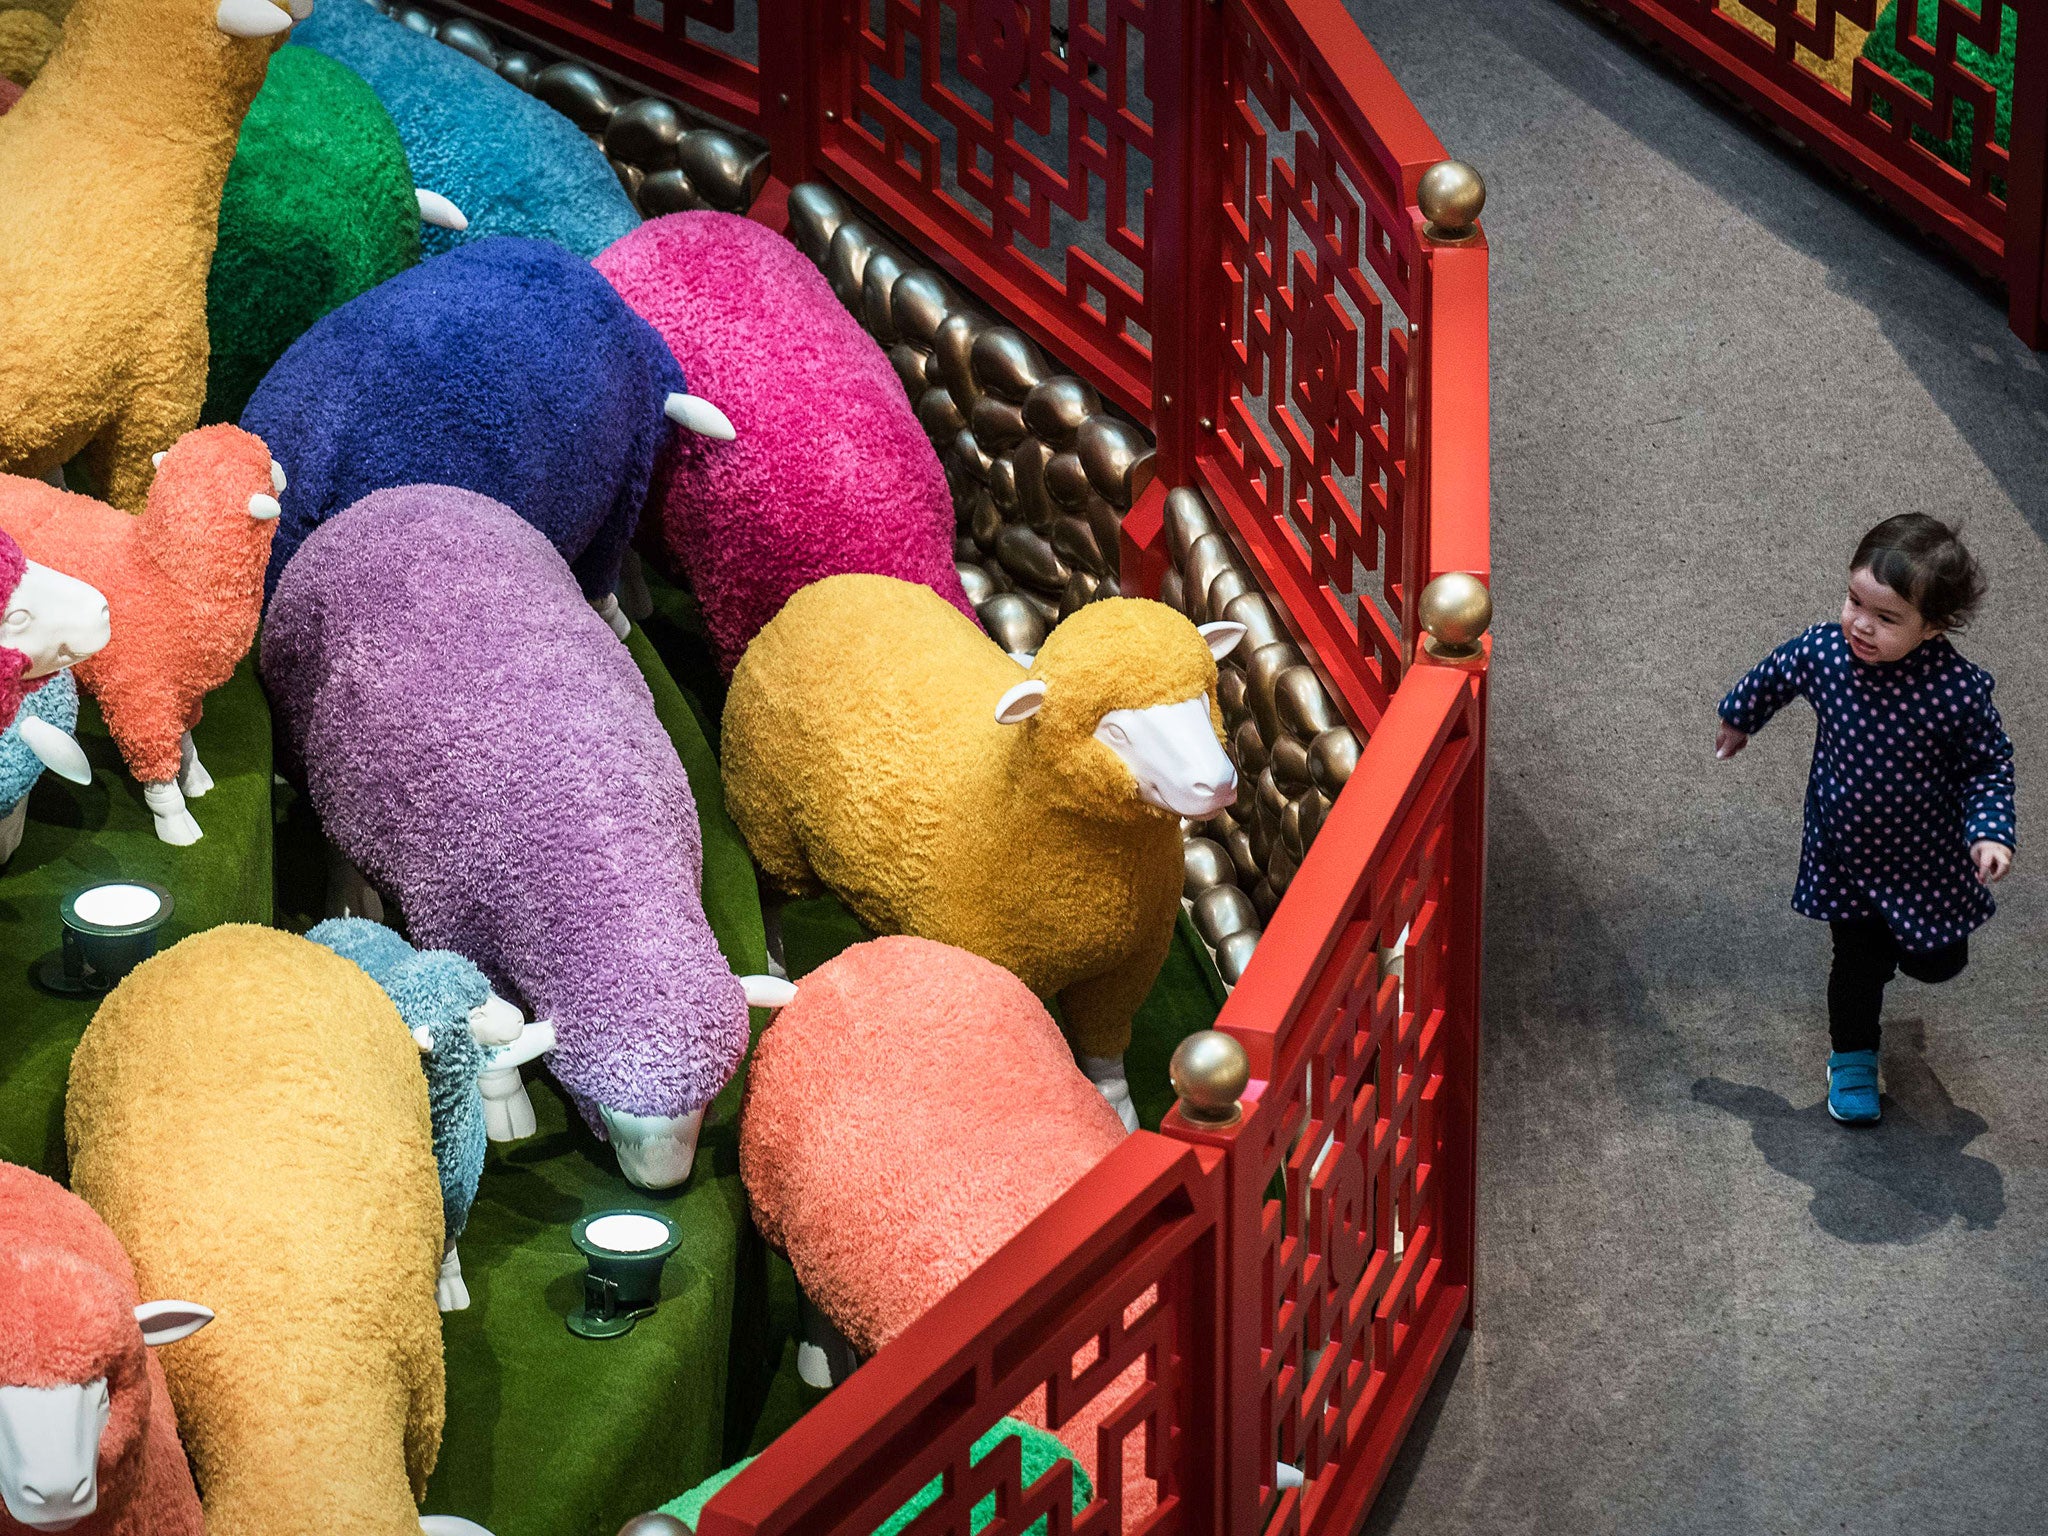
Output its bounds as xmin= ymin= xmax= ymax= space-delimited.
xmin=1716 ymin=513 xmax=2015 ymax=1125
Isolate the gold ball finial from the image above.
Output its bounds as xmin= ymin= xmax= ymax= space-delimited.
xmin=1418 ymin=572 xmax=1492 ymax=662
xmin=1170 ymin=1030 xmax=1249 ymax=1128
xmin=1418 ymin=160 xmax=1485 ymax=243
xmin=616 ymin=1515 xmax=690 ymax=1536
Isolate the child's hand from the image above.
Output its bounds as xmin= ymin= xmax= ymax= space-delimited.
xmin=1972 ymin=840 xmax=2013 ymax=885
xmin=1715 ymin=723 xmax=1748 ymax=760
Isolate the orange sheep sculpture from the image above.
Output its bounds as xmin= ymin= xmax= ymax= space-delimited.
xmin=0 ymin=425 xmax=284 ymax=844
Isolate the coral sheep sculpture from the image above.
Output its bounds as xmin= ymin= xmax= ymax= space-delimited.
xmin=263 ymin=486 xmax=770 ymax=1190
xmin=307 ymin=916 xmax=556 ymax=1311
xmin=0 ymin=1162 xmax=213 ymax=1536
xmin=243 ymin=234 xmax=729 ymax=628
xmin=0 ymin=0 xmax=305 ymax=508
xmin=724 ymin=576 xmax=1243 ymax=1130
xmin=595 ymin=212 xmax=975 ymax=671
xmin=0 ymin=426 xmax=284 ymax=845
xmin=65 ymin=924 xmax=467 ymax=1536
xmin=291 ymin=0 xmax=637 ymax=260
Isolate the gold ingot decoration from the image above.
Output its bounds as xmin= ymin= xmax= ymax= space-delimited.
xmin=1170 ymin=1030 xmax=1250 ymax=1129
xmin=1418 ymin=572 xmax=1492 ymax=662
xmin=1418 ymin=159 xmax=1485 ymax=244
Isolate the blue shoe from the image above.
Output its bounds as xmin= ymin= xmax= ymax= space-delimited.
xmin=1827 ymin=1050 xmax=1881 ymax=1124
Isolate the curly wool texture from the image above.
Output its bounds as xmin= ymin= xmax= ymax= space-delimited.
xmin=740 ymin=936 xmax=1126 ymax=1355
xmin=595 ymin=213 xmax=974 ymax=672
xmin=0 ymin=1162 xmax=203 ymax=1536
xmin=0 ymin=426 xmax=278 ymax=784
xmin=262 ymin=487 xmax=749 ymax=1126
xmin=65 ymin=925 xmax=445 ymax=1536
xmin=723 ymin=576 xmax=1219 ymax=1059
xmin=0 ymin=0 xmax=280 ymax=508
xmin=291 ymin=0 xmax=636 ymax=260
xmin=306 ymin=918 xmax=488 ymax=1245
xmin=244 ymin=235 xmax=686 ymax=606
xmin=0 ymin=669 xmax=76 ymax=815
xmin=202 ymin=44 xmax=420 ymax=426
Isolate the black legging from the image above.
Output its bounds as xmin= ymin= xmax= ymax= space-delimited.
xmin=1828 ymin=916 xmax=1968 ymax=1055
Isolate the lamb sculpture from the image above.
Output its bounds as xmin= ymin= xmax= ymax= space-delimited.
xmin=723 ymin=575 xmax=1243 ymax=1129
xmin=264 ymin=486 xmax=767 ymax=1190
xmin=0 ymin=425 xmax=284 ymax=845
xmin=0 ymin=1161 xmax=213 ymax=1536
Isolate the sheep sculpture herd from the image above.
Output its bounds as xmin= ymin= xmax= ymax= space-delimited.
xmin=0 ymin=1 xmax=1279 ymax=1532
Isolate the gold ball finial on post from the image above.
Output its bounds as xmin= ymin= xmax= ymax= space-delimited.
xmin=1170 ymin=1030 xmax=1250 ymax=1128
xmin=616 ymin=1514 xmax=690 ymax=1536
xmin=1418 ymin=572 xmax=1492 ymax=662
xmin=1418 ymin=160 xmax=1485 ymax=243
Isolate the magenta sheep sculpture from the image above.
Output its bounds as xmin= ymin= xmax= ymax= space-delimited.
xmin=595 ymin=211 xmax=975 ymax=672
xmin=0 ymin=1162 xmax=213 ymax=1536
xmin=260 ymin=484 xmax=756 ymax=1190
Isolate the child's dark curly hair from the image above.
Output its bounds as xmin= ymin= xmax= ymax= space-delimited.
xmin=1851 ymin=514 xmax=1986 ymax=632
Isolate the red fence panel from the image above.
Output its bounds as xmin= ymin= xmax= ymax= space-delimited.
xmin=698 ymin=1135 xmax=1226 ymax=1536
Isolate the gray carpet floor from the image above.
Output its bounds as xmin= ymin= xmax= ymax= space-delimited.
xmin=1339 ymin=3 xmax=2048 ymax=1532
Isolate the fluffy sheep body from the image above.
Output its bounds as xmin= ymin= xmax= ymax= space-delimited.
xmin=595 ymin=212 xmax=973 ymax=672
xmin=65 ymin=924 xmax=446 ymax=1536
xmin=262 ymin=486 xmax=750 ymax=1189
xmin=243 ymin=235 xmax=687 ymax=610
xmin=0 ymin=425 xmax=282 ymax=844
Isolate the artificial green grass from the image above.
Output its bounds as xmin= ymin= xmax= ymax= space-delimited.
xmin=0 ymin=659 xmax=272 ymax=1177
xmin=1863 ymin=0 xmax=2016 ymax=179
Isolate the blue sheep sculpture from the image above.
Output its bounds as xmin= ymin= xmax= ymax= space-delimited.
xmin=306 ymin=915 xmax=555 ymax=1311
xmin=289 ymin=0 xmax=640 ymax=261
xmin=243 ymin=235 xmax=732 ymax=622
xmin=0 ymin=670 xmax=84 ymax=866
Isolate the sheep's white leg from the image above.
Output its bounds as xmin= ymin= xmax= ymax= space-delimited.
xmin=0 ymin=799 xmax=27 ymax=864
xmin=325 ymin=849 xmax=385 ymax=922
xmin=177 ymin=731 xmax=214 ymax=798
xmin=420 ymin=1519 xmax=497 ymax=1536
xmin=617 ymin=549 xmax=654 ymax=623
xmin=436 ymin=1240 xmax=470 ymax=1312
xmin=762 ymin=901 xmax=788 ymax=979
xmin=590 ymin=592 xmax=632 ymax=641
xmin=141 ymin=781 xmax=203 ymax=846
xmin=1079 ymin=1053 xmax=1139 ymax=1134
xmin=478 ymin=1064 xmax=538 ymax=1142
xmin=796 ymin=1287 xmax=862 ymax=1390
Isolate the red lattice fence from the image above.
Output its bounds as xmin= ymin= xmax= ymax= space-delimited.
xmin=448 ymin=1 xmax=1491 ymax=1530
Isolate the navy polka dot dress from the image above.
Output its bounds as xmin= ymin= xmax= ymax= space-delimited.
xmin=1720 ymin=624 xmax=2016 ymax=952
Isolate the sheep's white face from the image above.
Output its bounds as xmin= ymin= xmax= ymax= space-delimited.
xmin=0 ymin=1380 xmax=110 ymax=1531
xmin=4 ymin=563 xmax=110 ymax=679
xmin=1095 ymin=695 xmax=1239 ymax=818
xmin=600 ymin=1106 xmax=706 ymax=1190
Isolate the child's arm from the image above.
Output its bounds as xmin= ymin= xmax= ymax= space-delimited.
xmin=1957 ymin=681 xmax=2016 ymax=882
xmin=1715 ymin=632 xmax=1813 ymax=759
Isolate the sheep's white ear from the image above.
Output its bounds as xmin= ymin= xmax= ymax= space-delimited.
xmin=248 ymin=494 xmax=282 ymax=521
xmin=135 ymin=1300 xmax=213 ymax=1347
xmin=994 ymin=679 xmax=1046 ymax=725
xmin=1198 ymin=621 xmax=1247 ymax=661
xmin=151 ymin=451 xmax=167 ymax=469
xmin=665 ymin=392 xmax=736 ymax=442
xmin=742 ymin=974 xmax=797 ymax=1011
xmin=412 ymin=1024 xmax=435 ymax=1054
xmin=20 ymin=716 xmax=91 ymax=785
xmin=215 ymin=0 xmax=294 ymax=37
xmin=415 ymin=189 xmax=469 ymax=232
xmin=270 ymin=459 xmax=287 ymax=494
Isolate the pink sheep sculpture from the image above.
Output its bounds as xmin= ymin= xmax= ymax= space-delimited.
xmin=739 ymin=936 xmax=1125 ymax=1371
xmin=0 ymin=1161 xmax=212 ymax=1535
xmin=0 ymin=425 xmax=284 ymax=845
xmin=595 ymin=212 xmax=975 ymax=673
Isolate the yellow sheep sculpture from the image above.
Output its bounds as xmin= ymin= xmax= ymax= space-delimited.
xmin=0 ymin=0 xmax=304 ymax=508
xmin=66 ymin=924 xmax=450 ymax=1536
xmin=722 ymin=574 xmax=1245 ymax=1130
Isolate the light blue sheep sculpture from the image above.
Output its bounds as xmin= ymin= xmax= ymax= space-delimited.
xmin=306 ymin=916 xmax=554 ymax=1311
xmin=0 ymin=671 xmax=86 ymax=866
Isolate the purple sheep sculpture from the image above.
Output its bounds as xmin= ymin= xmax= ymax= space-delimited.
xmin=595 ymin=212 xmax=975 ymax=673
xmin=260 ymin=484 xmax=763 ymax=1190
xmin=242 ymin=234 xmax=735 ymax=632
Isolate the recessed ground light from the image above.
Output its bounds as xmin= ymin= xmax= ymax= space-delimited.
xmin=37 ymin=881 xmax=174 ymax=994
xmin=567 ymin=1209 xmax=682 ymax=1339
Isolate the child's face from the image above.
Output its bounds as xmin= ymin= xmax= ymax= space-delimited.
xmin=1842 ymin=566 xmax=1939 ymax=664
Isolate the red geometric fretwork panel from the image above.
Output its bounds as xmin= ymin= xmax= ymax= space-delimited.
xmin=841 ymin=0 xmax=1156 ymax=391
xmin=1211 ymin=3 xmax=1420 ymax=714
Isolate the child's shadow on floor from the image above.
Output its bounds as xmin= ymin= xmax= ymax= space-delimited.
xmin=1692 ymin=1022 xmax=2005 ymax=1244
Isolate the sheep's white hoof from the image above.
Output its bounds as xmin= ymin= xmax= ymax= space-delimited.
xmin=178 ymin=732 xmax=214 ymax=799
xmin=437 ymin=1244 xmax=469 ymax=1313
xmin=1080 ymin=1054 xmax=1139 ymax=1133
xmin=325 ymin=852 xmax=385 ymax=922
xmin=599 ymin=1105 xmax=704 ymax=1190
xmin=0 ymin=799 xmax=27 ymax=865
xmin=797 ymin=1288 xmax=860 ymax=1389
xmin=479 ymin=1064 xmax=539 ymax=1143
xmin=591 ymin=592 xmax=632 ymax=641
xmin=142 ymin=782 xmax=203 ymax=846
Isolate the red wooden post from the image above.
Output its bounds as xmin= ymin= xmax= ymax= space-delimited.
xmin=2007 ymin=4 xmax=2048 ymax=347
